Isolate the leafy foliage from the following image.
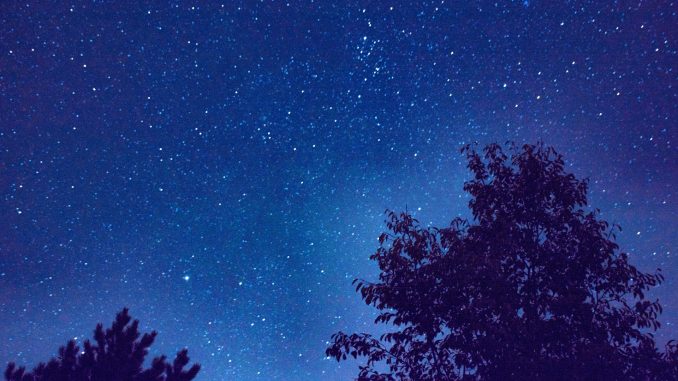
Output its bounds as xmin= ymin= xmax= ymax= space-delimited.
xmin=327 ymin=142 xmax=675 ymax=380
xmin=5 ymin=308 xmax=200 ymax=381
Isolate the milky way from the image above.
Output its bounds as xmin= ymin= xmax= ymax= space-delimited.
xmin=1 ymin=2 xmax=676 ymax=380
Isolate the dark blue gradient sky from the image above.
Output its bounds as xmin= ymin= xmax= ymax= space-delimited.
xmin=0 ymin=1 xmax=676 ymax=380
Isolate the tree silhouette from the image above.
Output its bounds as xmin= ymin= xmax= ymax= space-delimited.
xmin=5 ymin=308 xmax=200 ymax=381
xmin=327 ymin=142 xmax=676 ymax=380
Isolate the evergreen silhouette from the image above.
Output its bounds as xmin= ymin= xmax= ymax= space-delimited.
xmin=5 ymin=308 xmax=200 ymax=381
xmin=327 ymin=142 xmax=677 ymax=380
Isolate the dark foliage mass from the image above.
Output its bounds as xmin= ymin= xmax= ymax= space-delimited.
xmin=327 ymin=143 xmax=678 ymax=380
xmin=5 ymin=309 xmax=200 ymax=381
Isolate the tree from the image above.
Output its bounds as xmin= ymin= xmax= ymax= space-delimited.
xmin=327 ymin=142 xmax=676 ymax=380
xmin=5 ymin=308 xmax=200 ymax=381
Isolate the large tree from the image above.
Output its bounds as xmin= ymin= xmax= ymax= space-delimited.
xmin=5 ymin=308 xmax=200 ymax=381
xmin=327 ymin=142 xmax=676 ymax=380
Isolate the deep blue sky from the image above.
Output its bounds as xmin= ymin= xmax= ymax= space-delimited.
xmin=0 ymin=1 xmax=676 ymax=380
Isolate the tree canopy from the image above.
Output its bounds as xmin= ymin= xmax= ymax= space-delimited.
xmin=5 ymin=308 xmax=200 ymax=381
xmin=327 ymin=142 xmax=677 ymax=380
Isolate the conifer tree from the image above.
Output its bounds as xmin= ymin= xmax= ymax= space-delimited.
xmin=5 ymin=308 xmax=200 ymax=381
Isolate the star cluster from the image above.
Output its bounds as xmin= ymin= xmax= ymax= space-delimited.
xmin=0 ymin=2 xmax=676 ymax=380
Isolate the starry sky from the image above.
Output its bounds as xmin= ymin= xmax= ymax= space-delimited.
xmin=0 ymin=1 xmax=676 ymax=380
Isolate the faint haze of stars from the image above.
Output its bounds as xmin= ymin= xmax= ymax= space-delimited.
xmin=0 ymin=1 xmax=676 ymax=380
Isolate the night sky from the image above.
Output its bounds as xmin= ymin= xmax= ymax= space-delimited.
xmin=0 ymin=1 xmax=676 ymax=380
